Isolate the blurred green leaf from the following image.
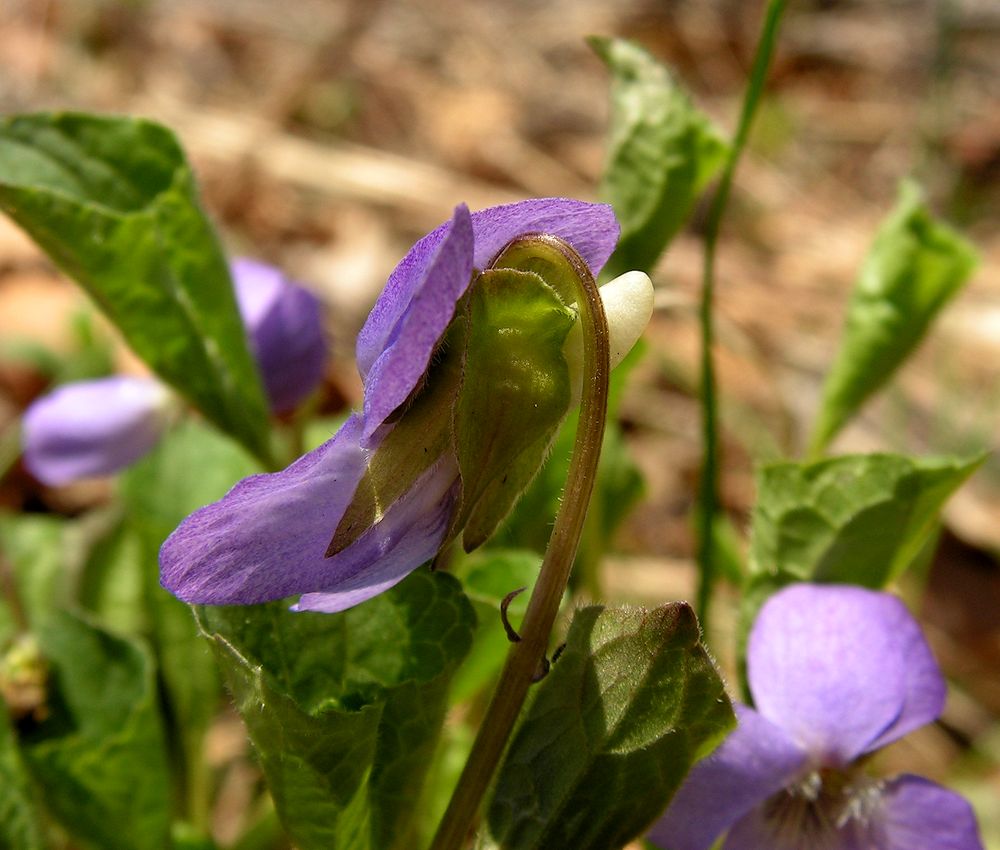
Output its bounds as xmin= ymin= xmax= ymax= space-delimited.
xmin=78 ymin=521 xmax=148 ymax=636
xmin=484 ymin=603 xmax=734 ymax=850
xmin=590 ymin=36 xmax=728 ymax=277
xmin=749 ymin=452 xmax=983 ymax=588
xmin=0 ymin=708 xmax=45 ymax=850
xmin=198 ymin=569 xmax=476 ymax=850
xmin=19 ymin=610 xmax=171 ymax=850
xmin=0 ymin=112 xmax=273 ymax=462
xmin=0 ymin=514 xmax=69 ymax=628
xmin=810 ymin=182 xmax=978 ymax=454
xmin=415 ymin=721 xmax=473 ymax=847
xmin=122 ymin=420 xmax=261 ymax=822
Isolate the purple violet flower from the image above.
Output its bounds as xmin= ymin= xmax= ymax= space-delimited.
xmin=21 ymin=376 xmax=175 ymax=486
xmin=160 ymin=198 xmax=623 ymax=613
xmin=21 ymin=261 xmax=326 ymax=485
xmin=232 ymin=258 xmax=327 ymax=414
xmin=648 ymin=583 xmax=984 ymax=850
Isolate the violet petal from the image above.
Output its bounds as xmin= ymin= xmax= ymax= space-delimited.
xmin=22 ymin=376 xmax=173 ymax=485
xmin=160 ymin=415 xmax=368 ymax=604
xmin=748 ymin=583 xmax=944 ymax=766
xmin=232 ymin=258 xmax=327 ymax=414
xmin=861 ymin=608 xmax=946 ymax=753
xmin=293 ymin=453 xmax=460 ymax=613
xmin=647 ymin=705 xmax=808 ymax=850
xmin=359 ymin=204 xmax=474 ymax=443
xmin=873 ymin=774 xmax=985 ymax=850
xmin=466 ymin=196 xmax=619 ymax=272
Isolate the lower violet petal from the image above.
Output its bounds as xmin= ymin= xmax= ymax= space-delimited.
xmin=159 ymin=415 xmax=368 ymax=604
xmin=873 ymin=774 xmax=985 ymax=850
xmin=293 ymin=453 xmax=460 ymax=613
xmin=648 ymin=705 xmax=807 ymax=850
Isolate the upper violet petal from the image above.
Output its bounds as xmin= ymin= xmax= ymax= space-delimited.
xmin=359 ymin=204 xmax=474 ymax=443
xmin=293 ymin=454 xmax=460 ymax=613
xmin=467 ymin=197 xmax=619 ymax=272
xmin=748 ymin=584 xmax=941 ymax=766
xmin=160 ymin=415 xmax=368 ymax=604
xmin=647 ymin=705 xmax=807 ymax=850
xmin=872 ymin=775 xmax=985 ymax=850
xmin=22 ymin=376 xmax=173 ymax=485
xmin=232 ymin=258 xmax=327 ymax=414
xmin=355 ymin=198 xmax=619 ymax=402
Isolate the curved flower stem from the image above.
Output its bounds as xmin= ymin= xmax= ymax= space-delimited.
xmin=696 ymin=0 xmax=787 ymax=635
xmin=429 ymin=238 xmax=611 ymax=850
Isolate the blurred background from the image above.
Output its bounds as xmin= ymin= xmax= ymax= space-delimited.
xmin=0 ymin=0 xmax=998 ymax=842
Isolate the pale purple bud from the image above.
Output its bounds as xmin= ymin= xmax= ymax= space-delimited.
xmin=22 ymin=376 xmax=175 ymax=485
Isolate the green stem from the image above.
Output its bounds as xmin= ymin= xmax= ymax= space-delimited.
xmin=429 ymin=237 xmax=611 ymax=850
xmin=696 ymin=0 xmax=787 ymax=634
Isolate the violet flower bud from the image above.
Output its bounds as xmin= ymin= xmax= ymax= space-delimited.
xmin=231 ymin=258 xmax=327 ymax=414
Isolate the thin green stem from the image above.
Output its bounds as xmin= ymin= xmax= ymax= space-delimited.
xmin=429 ymin=237 xmax=610 ymax=850
xmin=696 ymin=0 xmax=787 ymax=633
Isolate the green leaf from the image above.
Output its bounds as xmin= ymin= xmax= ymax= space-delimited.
xmin=0 ymin=702 xmax=45 ymax=850
xmin=19 ymin=610 xmax=171 ymax=850
xmin=749 ymin=452 xmax=983 ymax=588
xmin=198 ymin=569 xmax=476 ymax=850
xmin=0 ymin=514 xmax=68 ymax=629
xmin=453 ymin=269 xmax=575 ymax=551
xmin=484 ymin=603 xmax=734 ymax=850
xmin=810 ymin=182 xmax=979 ymax=454
xmin=0 ymin=112 xmax=273 ymax=462
xmin=590 ymin=37 xmax=728 ymax=277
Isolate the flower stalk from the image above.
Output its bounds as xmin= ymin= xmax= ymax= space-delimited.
xmin=429 ymin=235 xmax=611 ymax=850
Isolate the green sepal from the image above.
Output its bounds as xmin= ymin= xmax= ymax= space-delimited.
xmin=810 ymin=181 xmax=978 ymax=454
xmin=0 ymin=112 xmax=273 ymax=463
xmin=197 ymin=570 xmax=476 ymax=850
xmin=452 ymin=268 xmax=575 ymax=551
xmin=483 ymin=603 xmax=734 ymax=850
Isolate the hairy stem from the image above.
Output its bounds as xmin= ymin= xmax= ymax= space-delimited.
xmin=429 ymin=236 xmax=610 ymax=850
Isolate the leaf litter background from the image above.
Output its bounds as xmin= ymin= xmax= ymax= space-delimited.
xmin=0 ymin=0 xmax=998 ymax=844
